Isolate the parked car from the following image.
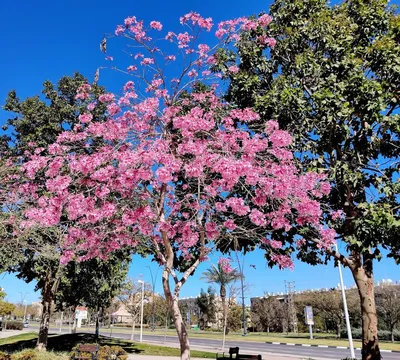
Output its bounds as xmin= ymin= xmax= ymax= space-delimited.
xmin=23 ymin=321 xmax=29 ymax=328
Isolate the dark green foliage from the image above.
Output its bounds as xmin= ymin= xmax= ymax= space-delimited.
xmin=340 ymin=328 xmax=400 ymax=342
xmin=195 ymin=287 xmax=217 ymax=330
xmin=223 ymin=0 xmax=400 ymax=264
xmin=221 ymin=2 xmax=399 ymax=357
xmin=2 ymin=72 xmax=106 ymax=155
xmin=55 ymin=249 xmax=131 ymax=313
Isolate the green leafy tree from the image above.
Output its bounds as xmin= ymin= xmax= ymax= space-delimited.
xmin=117 ymin=278 xmax=152 ymax=341
xmin=227 ymin=305 xmax=243 ymax=332
xmin=375 ymin=284 xmax=400 ymax=343
xmin=220 ymin=1 xmax=399 ymax=358
xmin=0 ymin=73 xmax=107 ymax=350
xmin=201 ymin=263 xmax=241 ymax=348
xmin=251 ymin=295 xmax=285 ymax=333
xmin=0 ymin=290 xmax=15 ymax=319
xmin=55 ymin=249 xmax=130 ymax=339
xmin=195 ymin=287 xmax=216 ymax=330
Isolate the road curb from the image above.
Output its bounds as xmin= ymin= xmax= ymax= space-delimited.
xmin=265 ymin=342 xmax=400 ymax=353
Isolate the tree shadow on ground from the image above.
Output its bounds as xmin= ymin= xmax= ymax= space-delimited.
xmin=0 ymin=333 xmax=143 ymax=354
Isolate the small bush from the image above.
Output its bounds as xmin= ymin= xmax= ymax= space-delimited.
xmin=340 ymin=328 xmax=400 ymax=341
xmin=0 ymin=352 xmax=11 ymax=360
xmin=4 ymin=321 xmax=23 ymax=331
xmin=70 ymin=344 xmax=127 ymax=360
xmin=99 ymin=346 xmax=127 ymax=360
xmin=10 ymin=349 xmax=37 ymax=360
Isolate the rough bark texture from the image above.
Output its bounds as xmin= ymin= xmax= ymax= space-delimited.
xmin=162 ymin=268 xmax=190 ymax=360
xmin=352 ymin=257 xmax=381 ymax=360
xmin=36 ymin=270 xmax=53 ymax=350
xmin=131 ymin=319 xmax=136 ymax=341
xmin=95 ymin=308 xmax=100 ymax=340
xmin=36 ymin=267 xmax=62 ymax=350
xmin=221 ymin=294 xmax=227 ymax=351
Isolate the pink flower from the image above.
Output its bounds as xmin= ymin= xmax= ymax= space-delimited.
xmin=141 ymin=58 xmax=155 ymax=65
xmin=79 ymin=113 xmax=93 ymax=123
xmin=124 ymin=16 xmax=137 ymax=26
xmin=269 ymin=130 xmax=292 ymax=147
xmin=218 ymin=258 xmax=233 ymax=273
xmin=115 ymin=25 xmax=125 ymax=36
xmin=188 ymin=69 xmax=198 ymax=78
xmin=257 ymin=35 xmax=276 ymax=48
xmin=224 ymin=219 xmax=237 ymax=230
xmin=150 ymin=21 xmax=163 ymax=31
xmin=98 ymin=93 xmax=115 ymax=103
xmin=258 ymin=14 xmax=272 ymax=27
xmin=228 ymin=65 xmax=239 ymax=74
xmin=271 ymin=254 xmax=294 ymax=270
xmin=331 ymin=210 xmax=344 ymax=221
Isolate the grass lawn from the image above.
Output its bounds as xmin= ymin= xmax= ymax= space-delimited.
xmin=0 ymin=333 xmax=215 ymax=358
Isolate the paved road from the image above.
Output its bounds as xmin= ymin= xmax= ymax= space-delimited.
xmin=28 ymin=325 xmax=399 ymax=360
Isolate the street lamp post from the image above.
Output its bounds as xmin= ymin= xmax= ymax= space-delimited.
xmin=138 ymin=279 xmax=145 ymax=343
xmin=335 ymin=243 xmax=355 ymax=359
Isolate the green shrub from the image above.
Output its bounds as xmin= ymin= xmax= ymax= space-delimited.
xmin=0 ymin=352 xmax=11 ymax=360
xmin=11 ymin=349 xmax=37 ymax=360
xmin=70 ymin=344 xmax=127 ymax=360
xmin=4 ymin=321 xmax=23 ymax=331
xmin=99 ymin=346 xmax=127 ymax=360
xmin=340 ymin=329 xmax=400 ymax=341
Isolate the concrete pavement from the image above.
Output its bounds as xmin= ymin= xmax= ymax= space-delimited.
xmin=0 ymin=330 xmax=24 ymax=338
xmin=127 ymin=356 xmax=306 ymax=360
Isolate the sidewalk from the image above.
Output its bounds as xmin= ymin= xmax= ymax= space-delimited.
xmin=127 ymin=357 xmax=205 ymax=360
xmin=0 ymin=330 xmax=23 ymax=339
xmin=127 ymin=355 xmax=308 ymax=360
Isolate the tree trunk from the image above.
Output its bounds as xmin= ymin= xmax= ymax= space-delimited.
xmin=352 ymin=261 xmax=381 ymax=360
xmin=221 ymin=294 xmax=227 ymax=351
xmin=71 ymin=305 xmax=77 ymax=334
xmin=162 ymin=268 xmax=190 ymax=360
xmin=131 ymin=318 xmax=136 ymax=341
xmin=36 ymin=266 xmax=62 ymax=351
xmin=337 ymin=324 xmax=341 ymax=339
xmin=37 ymin=272 xmax=53 ymax=351
xmin=390 ymin=325 xmax=394 ymax=343
xmin=95 ymin=307 xmax=100 ymax=340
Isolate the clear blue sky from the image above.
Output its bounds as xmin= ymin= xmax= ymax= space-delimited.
xmin=0 ymin=0 xmax=399 ymax=305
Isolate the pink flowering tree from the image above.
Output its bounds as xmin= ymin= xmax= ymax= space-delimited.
xmin=18 ymin=13 xmax=335 ymax=359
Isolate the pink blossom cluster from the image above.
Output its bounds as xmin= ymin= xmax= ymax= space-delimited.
xmin=13 ymin=12 xmax=336 ymax=271
xmin=218 ymin=258 xmax=233 ymax=273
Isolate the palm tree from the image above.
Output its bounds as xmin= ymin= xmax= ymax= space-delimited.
xmin=201 ymin=263 xmax=241 ymax=350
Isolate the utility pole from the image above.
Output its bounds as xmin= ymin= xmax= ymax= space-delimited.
xmin=284 ymin=281 xmax=297 ymax=334
xmin=335 ymin=243 xmax=355 ymax=359
xmin=235 ymin=251 xmax=247 ymax=336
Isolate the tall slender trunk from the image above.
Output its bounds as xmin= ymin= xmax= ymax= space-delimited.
xmin=131 ymin=318 xmax=136 ymax=341
xmin=162 ymin=267 xmax=190 ymax=360
xmin=351 ymin=257 xmax=381 ymax=360
xmin=95 ymin=306 xmax=100 ymax=340
xmin=36 ymin=266 xmax=61 ymax=351
xmin=390 ymin=325 xmax=394 ymax=343
xmin=71 ymin=305 xmax=77 ymax=334
xmin=221 ymin=295 xmax=227 ymax=351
